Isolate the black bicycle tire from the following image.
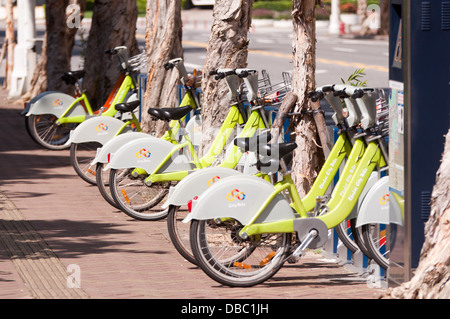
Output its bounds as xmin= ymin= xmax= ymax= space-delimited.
xmin=95 ymin=163 xmax=118 ymax=209
xmin=361 ymin=223 xmax=389 ymax=270
xmin=26 ymin=114 xmax=73 ymax=150
xmin=70 ymin=142 xmax=101 ymax=185
xmin=350 ymin=219 xmax=374 ymax=259
xmin=24 ymin=116 xmax=37 ymax=143
xmin=109 ymin=168 xmax=170 ymax=221
xmin=190 ymin=219 xmax=291 ymax=287
xmin=334 ymin=219 xmax=360 ymax=253
xmin=167 ymin=205 xmax=197 ymax=265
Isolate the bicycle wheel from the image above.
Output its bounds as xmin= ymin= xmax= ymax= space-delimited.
xmin=70 ymin=142 xmax=102 ymax=185
xmin=335 ymin=219 xmax=359 ymax=253
xmin=349 ymin=219 xmax=373 ymax=259
xmin=109 ymin=168 xmax=170 ymax=221
xmin=95 ymin=163 xmax=118 ymax=209
xmin=190 ymin=218 xmax=292 ymax=287
xmin=361 ymin=223 xmax=390 ymax=270
xmin=167 ymin=205 xmax=197 ymax=265
xmin=26 ymin=114 xmax=76 ymax=150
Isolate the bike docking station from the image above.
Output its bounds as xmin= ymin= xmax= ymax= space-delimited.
xmin=386 ymin=0 xmax=450 ymax=287
xmin=319 ymin=96 xmax=389 ymax=289
xmin=319 ymin=0 xmax=450 ymax=289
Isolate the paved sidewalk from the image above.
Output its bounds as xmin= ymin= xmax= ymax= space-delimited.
xmin=0 ymin=88 xmax=386 ymax=300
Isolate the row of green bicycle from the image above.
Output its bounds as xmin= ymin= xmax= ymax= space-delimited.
xmin=23 ymin=46 xmax=399 ymax=287
xmin=23 ymin=46 xmax=145 ymax=151
xmin=164 ymin=79 xmax=397 ymax=287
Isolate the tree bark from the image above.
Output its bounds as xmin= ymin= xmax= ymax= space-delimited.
xmin=83 ymin=0 xmax=139 ymax=109
xmin=357 ymin=0 xmax=367 ymax=25
xmin=46 ymin=0 xmax=86 ymax=92
xmin=199 ymin=0 xmax=253 ymax=156
xmin=3 ymin=0 xmax=15 ymax=90
xmin=385 ymin=129 xmax=450 ymax=299
xmin=290 ymin=0 xmax=326 ymax=196
xmin=16 ymin=36 xmax=48 ymax=104
xmin=270 ymin=91 xmax=298 ymax=142
xmin=17 ymin=0 xmax=86 ymax=103
xmin=140 ymin=0 xmax=183 ymax=136
xmin=379 ymin=0 xmax=389 ymax=35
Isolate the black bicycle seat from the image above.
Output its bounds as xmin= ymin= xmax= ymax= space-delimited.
xmin=234 ymin=131 xmax=272 ymax=152
xmin=260 ymin=142 xmax=297 ymax=159
xmin=61 ymin=70 xmax=86 ymax=85
xmin=248 ymin=142 xmax=296 ymax=174
xmin=115 ymin=100 xmax=140 ymax=113
xmin=149 ymin=105 xmax=192 ymax=122
xmin=160 ymin=105 xmax=193 ymax=121
xmin=256 ymin=152 xmax=294 ymax=172
xmin=147 ymin=108 xmax=165 ymax=120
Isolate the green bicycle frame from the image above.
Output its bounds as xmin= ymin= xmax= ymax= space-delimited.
xmin=160 ymin=90 xmax=197 ymax=144
xmin=318 ymin=139 xmax=386 ymax=228
xmin=129 ymin=88 xmax=199 ymax=177
xmin=239 ymin=136 xmax=387 ymax=237
xmin=144 ymin=104 xmax=267 ymax=185
xmin=237 ymin=131 xmax=353 ymax=236
xmin=56 ymin=73 xmax=136 ymax=125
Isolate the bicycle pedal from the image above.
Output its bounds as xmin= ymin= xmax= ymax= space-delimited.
xmin=286 ymin=246 xmax=301 ymax=264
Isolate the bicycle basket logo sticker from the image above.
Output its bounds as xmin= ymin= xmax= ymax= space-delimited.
xmin=53 ymin=99 xmax=63 ymax=108
xmin=226 ymin=189 xmax=246 ymax=202
xmin=207 ymin=176 xmax=220 ymax=187
xmin=96 ymin=123 xmax=109 ymax=134
xmin=136 ymin=148 xmax=151 ymax=160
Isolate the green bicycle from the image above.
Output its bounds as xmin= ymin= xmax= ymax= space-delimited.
xmin=91 ymin=58 xmax=203 ymax=208
xmin=166 ymin=80 xmax=376 ymax=266
xmin=104 ymin=68 xmax=265 ymax=221
xmin=24 ymin=46 xmax=141 ymax=150
xmin=164 ymin=70 xmax=293 ymax=265
xmin=68 ymin=58 xmax=195 ymax=186
xmin=187 ymin=85 xmax=388 ymax=287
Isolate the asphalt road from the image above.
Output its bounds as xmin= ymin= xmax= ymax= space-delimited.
xmin=0 ymin=8 xmax=389 ymax=91
xmin=177 ymin=10 xmax=389 ymax=89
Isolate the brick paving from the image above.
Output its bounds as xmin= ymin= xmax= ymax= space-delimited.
xmin=0 ymin=88 xmax=386 ymax=301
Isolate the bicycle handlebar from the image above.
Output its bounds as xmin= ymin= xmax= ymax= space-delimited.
xmin=164 ymin=58 xmax=183 ymax=70
xmin=351 ymin=88 xmax=364 ymax=99
xmin=104 ymin=46 xmax=127 ymax=56
xmin=322 ymin=85 xmax=334 ymax=93
xmin=208 ymin=68 xmax=257 ymax=80
xmin=104 ymin=48 xmax=118 ymax=55
xmin=307 ymin=90 xmax=323 ymax=102
xmin=235 ymin=68 xmax=257 ymax=78
xmin=307 ymin=85 xmax=336 ymax=102
xmin=209 ymin=69 xmax=236 ymax=80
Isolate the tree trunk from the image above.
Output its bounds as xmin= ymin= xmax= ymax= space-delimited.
xmin=199 ymin=0 xmax=253 ymax=156
xmin=270 ymin=91 xmax=298 ymax=142
xmin=3 ymin=0 xmax=15 ymax=90
xmin=290 ymin=0 xmax=326 ymax=196
xmin=357 ymin=0 xmax=367 ymax=25
xmin=379 ymin=0 xmax=389 ymax=35
xmin=46 ymin=0 xmax=86 ymax=92
xmin=17 ymin=0 xmax=86 ymax=103
xmin=385 ymin=129 xmax=450 ymax=299
xmin=16 ymin=36 xmax=48 ymax=104
xmin=83 ymin=0 xmax=139 ymax=109
xmin=140 ymin=0 xmax=183 ymax=136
